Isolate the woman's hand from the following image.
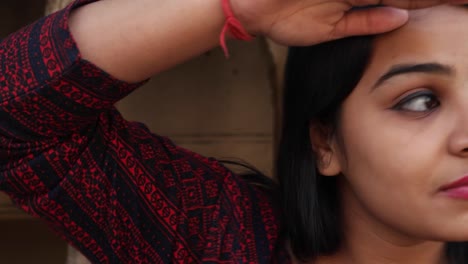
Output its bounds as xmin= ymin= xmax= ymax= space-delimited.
xmin=232 ymin=0 xmax=468 ymax=45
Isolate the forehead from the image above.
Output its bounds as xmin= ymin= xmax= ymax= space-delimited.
xmin=370 ymin=5 xmax=468 ymax=69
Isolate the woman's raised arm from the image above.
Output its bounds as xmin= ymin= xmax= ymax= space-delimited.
xmin=68 ymin=0 xmax=226 ymax=83
xmin=69 ymin=0 xmax=468 ymax=83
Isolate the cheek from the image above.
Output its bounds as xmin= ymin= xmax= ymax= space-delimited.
xmin=339 ymin=115 xmax=420 ymax=202
xmin=337 ymin=98 xmax=441 ymax=194
xmin=336 ymin=98 xmax=453 ymax=238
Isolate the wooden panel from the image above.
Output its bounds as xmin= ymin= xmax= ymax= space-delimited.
xmin=0 ymin=219 xmax=67 ymax=263
xmin=0 ymin=193 xmax=28 ymax=220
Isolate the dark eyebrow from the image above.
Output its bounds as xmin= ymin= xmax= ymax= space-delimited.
xmin=372 ymin=63 xmax=454 ymax=90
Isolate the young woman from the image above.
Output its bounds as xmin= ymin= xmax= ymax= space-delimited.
xmin=280 ymin=5 xmax=468 ymax=263
xmin=1 ymin=0 xmax=467 ymax=263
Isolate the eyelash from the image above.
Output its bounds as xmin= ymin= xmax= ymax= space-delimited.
xmin=392 ymin=90 xmax=440 ymax=114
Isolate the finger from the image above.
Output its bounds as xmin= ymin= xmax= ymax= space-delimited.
xmin=349 ymin=0 xmax=468 ymax=9
xmin=331 ymin=7 xmax=408 ymax=39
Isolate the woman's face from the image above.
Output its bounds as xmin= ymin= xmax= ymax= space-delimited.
xmin=331 ymin=5 xmax=468 ymax=244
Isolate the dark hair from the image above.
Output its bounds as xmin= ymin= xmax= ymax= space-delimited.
xmin=276 ymin=36 xmax=468 ymax=262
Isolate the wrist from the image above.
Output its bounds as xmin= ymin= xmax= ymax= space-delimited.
xmin=227 ymin=0 xmax=263 ymax=36
xmin=219 ymin=0 xmax=256 ymax=57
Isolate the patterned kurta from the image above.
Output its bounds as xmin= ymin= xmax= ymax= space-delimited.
xmin=0 ymin=0 xmax=290 ymax=263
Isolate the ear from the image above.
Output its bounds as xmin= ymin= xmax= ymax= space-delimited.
xmin=309 ymin=123 xmax=342 ymax=176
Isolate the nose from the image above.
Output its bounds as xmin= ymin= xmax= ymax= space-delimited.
xmin=448 ymin=106 xmax=468 ymax=157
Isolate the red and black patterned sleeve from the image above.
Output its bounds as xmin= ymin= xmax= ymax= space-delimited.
xmin=0 ymin=0 xmax=132 ymax=189
xmin=0 ymin=0 xmax=142 ymax=142
xmin=0 ymin=0 xmax=289 ymax=263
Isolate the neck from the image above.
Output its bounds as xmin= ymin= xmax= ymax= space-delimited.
xmin=318 ymin=234 xmax=446 ymax=264
xmin=293 ymin=235 xmax=446 ymax=264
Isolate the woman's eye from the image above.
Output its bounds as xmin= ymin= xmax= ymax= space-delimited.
xmin=394 ymin=92 xmax=440 ymax=112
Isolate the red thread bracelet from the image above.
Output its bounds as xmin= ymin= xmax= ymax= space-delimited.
xmin=220 ymin=0 xmax=254 ymax=58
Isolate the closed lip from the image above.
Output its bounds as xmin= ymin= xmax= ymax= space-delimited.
xmin=439 ymin=175 xmax=468 ymax=191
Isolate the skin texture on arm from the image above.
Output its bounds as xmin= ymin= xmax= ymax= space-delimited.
xmin=68 ymin=0 xmax=225 ymax=83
